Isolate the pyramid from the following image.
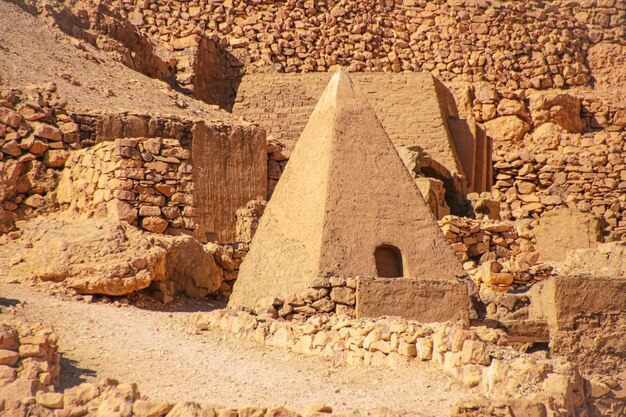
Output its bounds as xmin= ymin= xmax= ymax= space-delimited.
xmin=228 ymin=69 xmax=468 ymax=312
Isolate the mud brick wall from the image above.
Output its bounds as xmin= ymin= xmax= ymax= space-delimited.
xmin=106 ymin=0 xmax=626 ymax=89
xmin=232 ymin=72 xmax=473 ymax=181
xmin=59 ymin=137 xmax=197 ymax=235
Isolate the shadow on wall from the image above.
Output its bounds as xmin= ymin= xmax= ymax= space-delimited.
xmin=191 ymin=37 xmax=244 ymax=112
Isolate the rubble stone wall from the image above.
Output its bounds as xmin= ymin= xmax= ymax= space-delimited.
xmin=491 ymin=131 xmax=626 ymax=239
xmin=107 ymin=0 xmax=626 ymax=90
xmin=0 ymin=86 xmax=78 ymax=233
xmin=469 ymin=84 xmax=626 ymax=240
xmin=0 ymin=318 xmax=61 ymax=414
xmin=438 ymin=215 xmax=553 ymax=292
xmin=59 ymin=138 xmax=197 ymax=235
xmin=1 ymin=86 xmax=268 ymax=242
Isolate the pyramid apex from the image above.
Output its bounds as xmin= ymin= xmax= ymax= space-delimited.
xmin=316 ymin=67 xmax=366 ymax=113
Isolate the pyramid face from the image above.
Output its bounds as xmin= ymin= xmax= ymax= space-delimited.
xmin=228 ymin=69 xmax=467 ymax=311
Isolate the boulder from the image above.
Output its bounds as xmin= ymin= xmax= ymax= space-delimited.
xmin=0 ymin=216 xmax=223 ymax=298
xmin=484 ymin=116 xmax=530 ymax=142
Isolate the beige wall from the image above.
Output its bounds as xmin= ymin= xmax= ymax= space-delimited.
xmin=192 ymin=122 xmax=267 ymax=243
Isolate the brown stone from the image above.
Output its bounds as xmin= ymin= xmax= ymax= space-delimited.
xmin=0 ymin=325 xmax=19 ymax=350
xmin=141 ymin=216 xmax=169 ymax=233
xmin=43 ymin=149 xmax=70 ymax=168
xmin=0 ymin=107 xmax=23 ymax=128
xmin=132 ymin=400 xmax=174 ymax=417
xmin=0 ymin=349 xmax=19 ymax=365
xmin=484 ymin=116 xmax=530 ymax=142
xmin=33 ymin=123 xmax=62 ymax=141
xmin=529 ymin=91 xmax=584 ymax=133
xmin=36 ymin=392 xmax=64 ymax=409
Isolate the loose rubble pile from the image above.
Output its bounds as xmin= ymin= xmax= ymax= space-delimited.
xmin=197 ymin=309 xmax=623 ymax=417
xmin=59 ymin=137 xmax=197 ymax=235
xmin=105 ymin=0 xmax=626 ymax=90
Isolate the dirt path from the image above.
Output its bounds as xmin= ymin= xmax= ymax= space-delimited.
xmin=0 ymin=283 xmax=472 ymax=417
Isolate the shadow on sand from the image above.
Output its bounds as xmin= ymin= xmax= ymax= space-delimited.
xmin=59 ymin=356 xmax=97 ymax=390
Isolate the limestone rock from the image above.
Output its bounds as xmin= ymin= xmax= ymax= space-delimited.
xmin=0 ymin=216 xmax=223 ymax=298
xmin=484 ymin=116 xmax=530 ymax=142
xmin=560 ymin=242 xmax=626 ymax=277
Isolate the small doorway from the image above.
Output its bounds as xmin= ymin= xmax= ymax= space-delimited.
xmin=375 ymin=244 xmax=404 ymax=278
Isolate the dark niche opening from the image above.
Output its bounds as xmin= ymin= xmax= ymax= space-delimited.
xmin=374 ymin=244 xmax=404 ymax=278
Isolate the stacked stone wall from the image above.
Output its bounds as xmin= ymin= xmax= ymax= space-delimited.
xmin=59 ymin=138 xmax=197 ymax=235
xmin=468 ymin=83 xmax=626 ymax=240
xmin=438 ymin=215 xmax=554 ymax=292
xmin=0 ymin=317 xmax=61 ymax=413
xmin=107 ymin=0 xmax=625 ymax=90
xmin=0 ymin=85 xmax=78 ymax=233
xmin=198 ymin=309 xmax=616 ymax=417
xmin=1 ymin=85 xmax=268 ymax=242
xmin=491 ymin=134 xmax=626 ymax=240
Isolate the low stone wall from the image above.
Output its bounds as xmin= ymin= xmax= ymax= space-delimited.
xmin=59 ymin=137 xmax=197 ymax=235
xmin=197 ymin=310 xmax=613 ymax=417
xmin=0 ymin=316 xmax=61 ymax=414
xmin=261 ymin=277 xmax=358 ymax=320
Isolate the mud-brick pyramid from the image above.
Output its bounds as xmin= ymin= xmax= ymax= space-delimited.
xmin=229 ymin=69 xmax=467 ymax=312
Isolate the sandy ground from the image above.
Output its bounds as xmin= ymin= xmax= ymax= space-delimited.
xmin=0 ymin=282 xmax=473 ymax=417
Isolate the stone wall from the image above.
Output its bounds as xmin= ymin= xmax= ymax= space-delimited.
xmin=438 ymin=215 xmax=554 ymax=292
xmin=58 ymin=138 xmax=197 ymax=235
xmin=198 ymin=309 xmax=610 ymax=417
xmin=0 ymin=85 xmax=77 ymax=233
xmin=471 ymin=84 xmax=626 ymax=240
xmin=0 ymin=317 xmax=61 ymax=414
xmin=1 ymin=86 xmax=267 ymax=243
xmin=105 ymin=0 xmax=626 ymax=90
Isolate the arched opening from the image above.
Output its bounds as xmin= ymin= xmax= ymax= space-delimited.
xmin=374 ymin=245 xmax=404 ymax=278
